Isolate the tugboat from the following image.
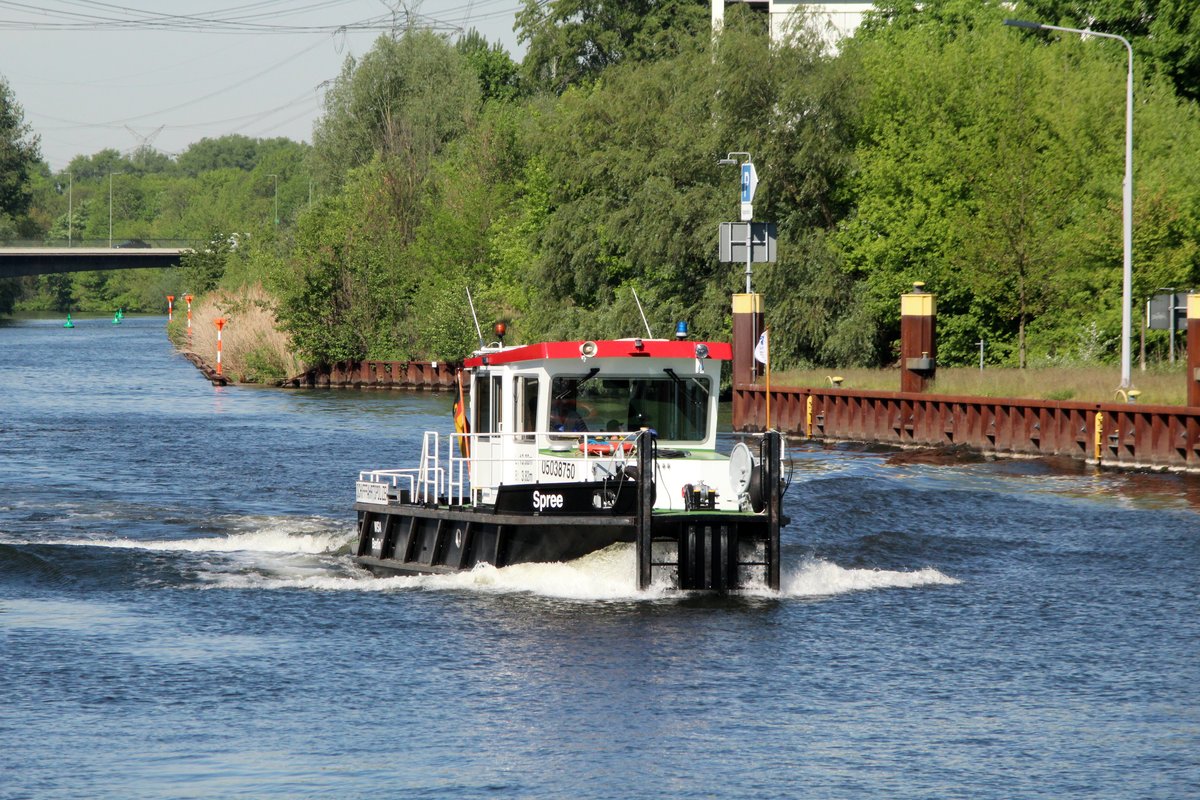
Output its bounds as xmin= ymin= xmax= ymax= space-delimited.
xmin=353 ymin=328 xmax=788 ymax=591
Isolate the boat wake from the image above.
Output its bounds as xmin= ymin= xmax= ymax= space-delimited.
xmin=191 ymin=538 xmax=960 ymax=601
xmin=1 ymin=514 xmax=350 ymax=555
xmin=3 ymin=521 xmax=960 ymax=601
xmin=778 ymin=558 xmax=960 ymax=597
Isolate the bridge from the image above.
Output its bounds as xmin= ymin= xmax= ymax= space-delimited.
xmin=0 ymin=242 xmax=192 ymax=279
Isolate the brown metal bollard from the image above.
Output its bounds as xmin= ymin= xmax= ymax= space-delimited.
xmin=1188 ymin=294 xmax=1200 ymax=407
xmin=732 ymin=293 xmax=765 ymax=430
xmin=900 ymin=283 xmax=936 ymax=393
xmin=732 ymin=293 xmax=764 ymax=386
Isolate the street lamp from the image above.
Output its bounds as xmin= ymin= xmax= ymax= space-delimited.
xmin=108 ymin=171 xmax=124 ymax=248
xmin=268 ymin=174 xmax=279 ymax=225
xmin=1004 ymin=18 xmax=1135 ymax=388
xmin=66 ymin=171 xmax=73 ymax=247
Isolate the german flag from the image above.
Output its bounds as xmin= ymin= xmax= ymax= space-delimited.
xmin=453 ymin=371 xmax=470 ymax=457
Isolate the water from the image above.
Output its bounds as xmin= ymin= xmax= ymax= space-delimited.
xmin=1 ymin=315 xmax=1197 ymax=799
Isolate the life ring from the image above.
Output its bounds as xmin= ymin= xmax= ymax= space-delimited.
xmin=584 ymin=438 xmax=635 ymax=456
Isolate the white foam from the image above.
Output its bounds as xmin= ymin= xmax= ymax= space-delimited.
xmin=194 ymin=543 xmax=959 ymax=602
xmin=780 ymin=558 xmax=960 ymax=597
xmin=197 ymin=543 xmax=662 ymax=601
xmin=5 ymin=515 xmax=352 ymax=555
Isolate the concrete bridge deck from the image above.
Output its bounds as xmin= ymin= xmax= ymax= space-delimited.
xmin=0 ymin=247 xmax=187 ymax=279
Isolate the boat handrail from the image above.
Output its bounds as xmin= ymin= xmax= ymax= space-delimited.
xmin=357 ymin=469 xmax=418 ymax=498
xmin=440 ymin=429 xmax=647 ymax=507
xmin=416 ymin=431 xmax=442 ymax=502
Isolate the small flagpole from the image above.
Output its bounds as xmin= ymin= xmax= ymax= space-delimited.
xmin=765 ymin=331 xmax=771 ymax=430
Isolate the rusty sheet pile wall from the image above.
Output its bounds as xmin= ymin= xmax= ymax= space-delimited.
xmin=734 ymin=386 xmax=1200 ymax=471
xmin=282 ymin=360 xmax=458 ymax=390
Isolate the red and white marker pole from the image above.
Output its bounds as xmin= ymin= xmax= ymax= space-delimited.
xmin=185 ymin=294 xmax=193 ymax=339
xmin=166 ymin=295 xmax=174 ymax=322
xmin=214 ymin=318 xmax=226 ymax=375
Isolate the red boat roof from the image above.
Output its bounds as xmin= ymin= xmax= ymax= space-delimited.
xmin=463 ymin=339 xmax=732 ymax=368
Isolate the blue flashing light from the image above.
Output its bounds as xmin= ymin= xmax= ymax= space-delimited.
xmin=675 ymin=321 xmax=688 ymax=340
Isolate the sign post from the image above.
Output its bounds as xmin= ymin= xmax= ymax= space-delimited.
xmin=740 ymin=161 xmax=758 ymax=293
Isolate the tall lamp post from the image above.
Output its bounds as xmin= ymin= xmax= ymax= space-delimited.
xmin=108 ymin=171 xmax=124 ymax=248
xmin=66 ymin=171 xmax=73 ymax=247
xmin=268 ymin=174 xmax=279 ymax=225
xmin=1004 ymin=18 xmax=1135 ymax=388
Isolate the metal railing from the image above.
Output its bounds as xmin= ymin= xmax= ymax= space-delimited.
xmin=358 ymin=432 xmax=444 ymax=503
xmin=0 ymin=238 xmax=202 ymax=249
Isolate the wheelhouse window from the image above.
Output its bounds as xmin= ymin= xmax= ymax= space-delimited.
xmin=515 ymin=375 xmax=540 ymax=441
xmin=550 ymin=373 xmax=711 ymax=442
xmin=473 ymin=372 xmax=503 ymax=435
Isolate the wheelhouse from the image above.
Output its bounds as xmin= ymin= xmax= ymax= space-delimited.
xmin=460 ymin=338 xmax=731 ymax=506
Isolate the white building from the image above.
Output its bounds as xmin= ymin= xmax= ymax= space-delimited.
xmin=711 ymin=1 xmax=875 ymax=49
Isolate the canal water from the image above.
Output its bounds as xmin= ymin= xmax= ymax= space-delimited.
xmin=1 ymin=315 xmax=1197 ymax=799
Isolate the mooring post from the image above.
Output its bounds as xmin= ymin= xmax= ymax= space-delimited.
xmin=900 ymin=283 xmax=937 ymax=393
xmin=1188 ymin=294 xmax=1200 ymax=407
xmin=732 ymin=292 xmax=765 ymax=429
xmin=166 ymin=295 xmax=174 ymax=322
xmin=636 ymin=430 xmax=655 ymax=591
xmin=764 ymin=430 xmax=781 ymax=591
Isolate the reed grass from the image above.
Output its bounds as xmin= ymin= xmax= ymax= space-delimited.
xmin=770 ymin=365 xmax=1190 ymax=406
xmin=170 ymin=284 xmax=304 ymax=383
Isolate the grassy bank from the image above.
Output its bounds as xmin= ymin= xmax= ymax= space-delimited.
xmin=771 ymin=365 xmax=1191 ymax=406
xmin=168 ymin=284 xmax=303 ymax=384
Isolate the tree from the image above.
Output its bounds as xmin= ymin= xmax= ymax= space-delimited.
xmin=177 ymin=135 xmax=260 ymax=176
xmin=271 ymin=159 xmax=414 ymax=364
xmin=516 ymin=0 xmax=710 ymax=93
xmin=1019 ymin=0 xmax=1200 ymax=102
xmin=457 ymin=30 xmax=523 ymax=103
xmin=838 ymin=3 xmax=1123 ymax=365
xmin=64 ymin=149 xmax=136 ymax=183
xmin=310 ymin=30 xmax=480 ymax=193
xmin=0 ymin=76 xmax=41 ymax=223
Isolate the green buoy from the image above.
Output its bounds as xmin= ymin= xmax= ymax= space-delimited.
xmin=63 ymin=313 xmax=74 ymax=329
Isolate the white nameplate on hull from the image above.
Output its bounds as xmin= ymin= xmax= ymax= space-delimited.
xmin=356 ymin=481 xmax=390 ymax=504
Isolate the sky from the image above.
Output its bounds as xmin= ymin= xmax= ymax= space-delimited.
xmin=1 ymin=0 xmax=527 ymax=171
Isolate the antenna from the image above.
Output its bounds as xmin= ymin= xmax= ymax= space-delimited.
xmin=631 ymin=288 xmax=654 ymax=338
xmin=465 ymin=286 xmax=484 ymax=349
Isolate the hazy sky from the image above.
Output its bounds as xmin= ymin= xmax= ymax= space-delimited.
xmin=2 ymin=1 xmax=526 ymax=171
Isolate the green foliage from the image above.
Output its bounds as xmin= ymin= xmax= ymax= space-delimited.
xmin=270 ymin=160 xmax=413 ymax=363
xmin=457 ymin=31 xmax=523 ymax=103
xmin=175 ymin=135 xmax=299 ymax=176
xmin=239 ymin=342 xmax=291 ymax=384
xmin=0 ymin=76 xmax=41 ymax=222
xmin=180 ymin=232 xmax=238 ymax=294
xmin=9 ymin=6 xmax=1200 ymax=381
xmin=310 ymin=30 xmax=480 ymax=193
xmin=516 ymin=0 xmax=711 ymax=93
xmin=1020 ymin=0 xmax=1200 ymax=102
xmin=835 ymin=1 xmax=1200 ymax=367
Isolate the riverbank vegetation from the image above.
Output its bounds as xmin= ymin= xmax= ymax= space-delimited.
xmin=166 ymin=283 xmax=302 ymax=385
xmin=3 ymin=0 xmax=1199 ymax=391
xmin=773 ymin=365 xmax=1188 ymax=406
